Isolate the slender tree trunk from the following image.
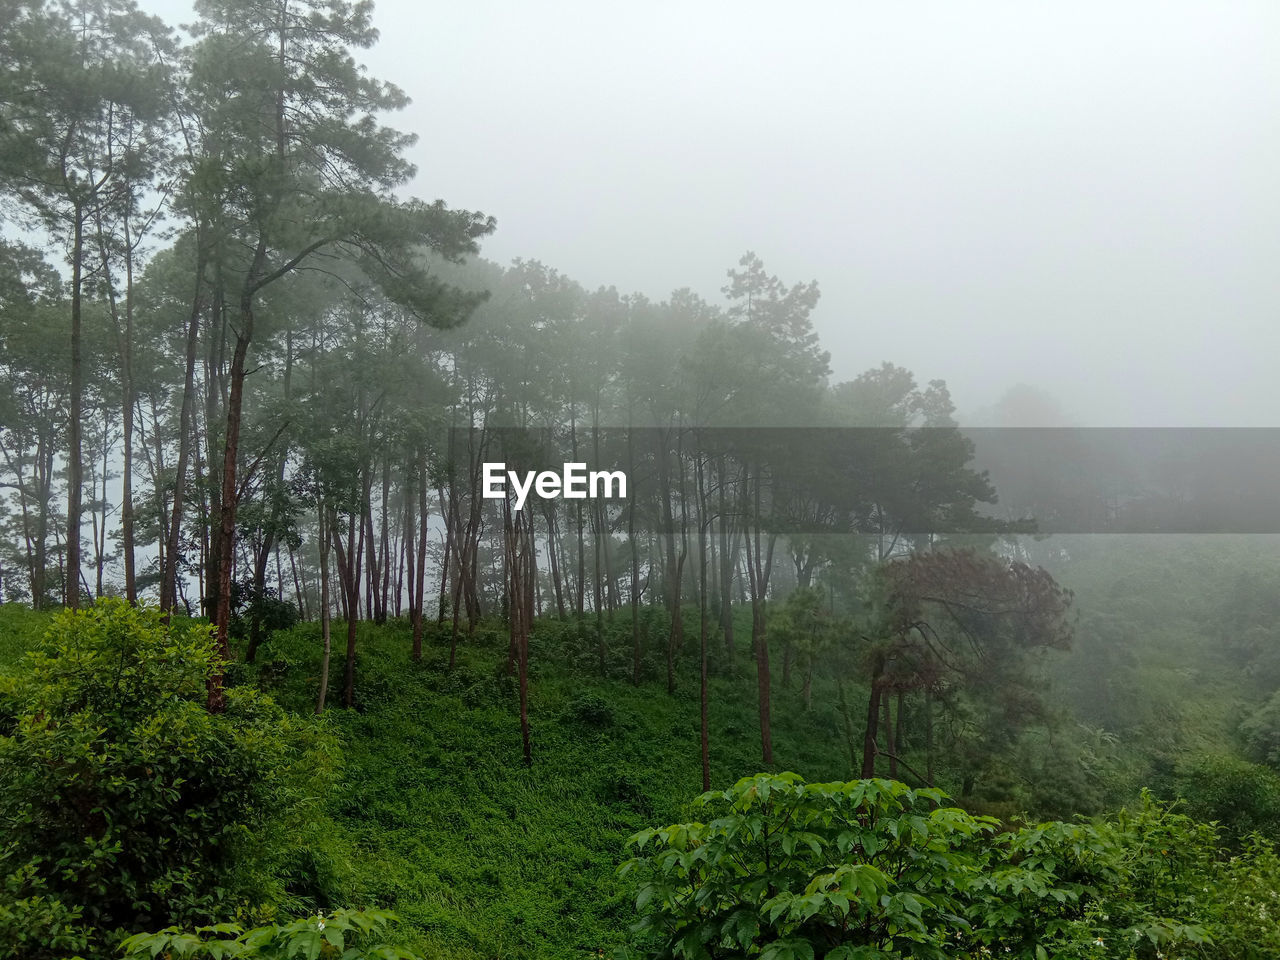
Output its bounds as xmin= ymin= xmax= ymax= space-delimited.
xmin=696 ymin=447 xmax=710 ymax=791
xmin=718 ymin=456 xmax=735 ymax=659
xmin=743 ymin=467 xmax=774 ymax=765
xmin=316 ymin=501 xmax=332 ymax=714
xmin=544 ymin=502 xmax=566 ymax=619
xmin=837 ymin=677 xmax=860 ymax=773
xmin=331 ymin=508 xmax=364 ymax=709
xmin=210 ymin=325 xmax=252 ymax=711
xmin=666 ymin=552 xmax=685 ymax=694
xmin=925 ymin=685 xmax=935 ymax=786
xmin=409 ymin=451 xmax=428 ymax=661
xmin=245 ymin=535 xmax=273 ymax=663
xmin=506 ymin=498 xmax=534 ymax=765
xmin=378 ymin=455 xmax=391 ymax=624
xmin=405 ymin=471 xmax=418 ymax=656
xmin=90 ymin=204 xmax=142 ymax=605
xmin=861 ymin=652 xmax=886 ymax=778
xmin=884 ymin=692 xmax=897 ymax=779
xmin=592 ymin=499 xmax=605 ymax=675
xmin=893 ymin=689 xmax=905 ymax=778
xmin=571 ymin=412 xmax=584 ymax=618
xmin=66 ymin=205 xmax=84 ymax=609
xmin=289 ymin=538 xmax=306 ymax=620
xmin=437 ymin=478 xmax=454 ymax=624
xmin=202 ymin=277 xmax=227 ymax=621
xmin=629 ymin=428 xmax=640 ymax=685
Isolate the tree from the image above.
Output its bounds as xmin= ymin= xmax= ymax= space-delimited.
xmin=0 ymin=241 xmax=66 ymax=607
xmin=182 ymin=0 xmax=494 ymax=705
xmin=0 ymin=599 xmax=328 ymax=959
xmin=0 ymin=0 xmax=173 ymax=608
xmin=717 ymin=253 xmax=830 ymax=765
xmin=861 ymin=549 xmax=1073 ymax=784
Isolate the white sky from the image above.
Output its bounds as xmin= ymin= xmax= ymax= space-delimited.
xmin=144 ymin=0 xmax=1280 ymax=425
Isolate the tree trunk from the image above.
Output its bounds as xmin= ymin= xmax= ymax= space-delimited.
xmin=506 ymin=498 xmax=534 ymax=766
xmin=65 ymin=205 xmax=84 ymax=609
xmin=743 ymin=468 xmax=775 ymax=765
xmin=884 ymin=692 xmax=897 ymax=779
xmin=210 ymin=323 xmax=252 ymax=712
xmin=718 ymin=456 xmax=736 ymax=659
xmin=861 ymin=652 xmax=886 ymax=778
xmin=544 ymin=501 xmax=566 ymax=619
xmin=245 ymin=534 xmax=273 ymax=663
xmin=316 ymin=501 xmax=332 ymax=714
xmin=331 ymin=508 xmax=364 ymax=709
xmin=925 ymin=685 xmax=935 ymax=786
xmin=696 ymin=448 xmax=711 ymax=791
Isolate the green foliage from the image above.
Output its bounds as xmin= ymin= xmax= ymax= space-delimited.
xmin=0 ymin=598 xmax=336 ymax=959
xmin=4 ymin=605 xmax=1279 ymax=959
xmin=0 ymin=860 xmax=89 ymax=959
xmin=620 ymin=773 xmax=1280 ymax=960
xmin=563 ymin=693 xmax=617 ymax=728
xmin=1165 ymin=752 xmax=1280 ymax=843
xmin=621 ymin=773 xmax=994 ymax=958
xmin=120 ymin=907 xmax=417 ymax=960
xmin=1240 ymin=690 xmax=1280 ymax=769
xmin=0 ymin=601 xmax=47 ymax=676
xmin=245 ymin=617 xmax=864 ymax=959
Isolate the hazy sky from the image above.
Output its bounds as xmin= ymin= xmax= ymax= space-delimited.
xmin=147 ymin=0 xmax=1280 ymax=425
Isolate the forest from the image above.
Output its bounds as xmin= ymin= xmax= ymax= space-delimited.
xmin=2 ymin=0 xmax=1280 ymax=958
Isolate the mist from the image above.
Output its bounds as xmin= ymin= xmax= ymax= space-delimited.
xmin=138 ymin=0 xmax=1280 ymax=424
xmin=4 ymin=1 xmax=1280 ymax=957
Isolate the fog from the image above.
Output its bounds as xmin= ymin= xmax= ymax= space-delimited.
xmin=9 ymin=3 xmax=1280 ymax=950
xmin=144 ymin=0 xmax=1280 ymax=423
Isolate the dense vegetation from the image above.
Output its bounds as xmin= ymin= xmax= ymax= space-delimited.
xmin=3 ymin=0 xmax=1280 ymax=958
xmin=3 ymin=540 xmax=1280 ymax=959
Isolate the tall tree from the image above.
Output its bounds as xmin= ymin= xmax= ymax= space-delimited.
xmin=184 ymin=0 xmax=493 ymax=705
xmin=0 ymin=0 xmax=172 ymax=607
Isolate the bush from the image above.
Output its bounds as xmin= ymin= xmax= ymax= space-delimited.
xmin=1241 ymin=691 xmax=1280 ymax=769
xmin=621 ymin=773 xmax=997 ymax=959
xmin=0 ymin=598 xmax=335 ymax=960
xmin=563 ymin=692 xmax=617 ymax=729
xmin=120 ymin=906 xmax=419 ymax=960
xmin=619 ymin=773 xmax=1280 ymax=960
xmin=1169 ymin=752 xmax=1280 ymax=843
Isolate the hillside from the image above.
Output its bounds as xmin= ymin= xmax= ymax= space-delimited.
xmin=0 ymin=605 xmax=863 ymax=959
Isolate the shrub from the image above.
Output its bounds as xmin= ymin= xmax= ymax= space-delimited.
xmin=619 ymin=773 xmax=1280 ymax=960
xmin=1169 ymin=752 xmax=1280 ymax=843
xmin=0 ymin=598 xmax=334 ymax=959
xmin=620 ymin=773 xmax=997 ymax=959
xmin=564 ymin=693 xmax=617 ymax=729
xmin=120 ymin=906 xmax=419 ymax=960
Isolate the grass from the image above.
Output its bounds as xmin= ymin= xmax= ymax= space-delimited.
xmin=2 ymin=555 xmax=1268 ymax=958
xmin=211 ymin=611 xmax=860 ymax=958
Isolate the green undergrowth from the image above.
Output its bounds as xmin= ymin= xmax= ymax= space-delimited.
xmin=240 ymin=613 xmax=860 ymax=959
xmin=0 ymin=602 xmax=47 ymax=667
xmin=4 ymin=593 xmax=1273 ymax=957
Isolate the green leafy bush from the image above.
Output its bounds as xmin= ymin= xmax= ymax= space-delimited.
xmin=1167 ymin=752 xmax=1280 ymax=843
xmin=120 ymin=907 xmax=418 ymax=960
xmin=619 ymin=773 xmax=1280 ymax=960
xmin=621 ymin=773 xmax=996 ymax=959
xmin=0 ymin=598 xmax=336 ymax=959
xmin=564 ymin=693 xmax=617 ymax=729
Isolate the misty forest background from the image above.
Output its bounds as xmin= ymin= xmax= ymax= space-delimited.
xmin=2 ymin=1 xmax=1280 ymax=959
